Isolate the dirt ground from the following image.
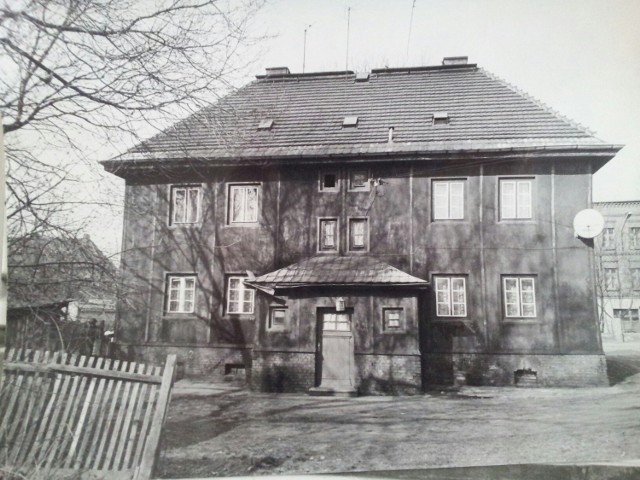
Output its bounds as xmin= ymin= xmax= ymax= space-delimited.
xmin=157 ymin=350 xmax=640 ymax=479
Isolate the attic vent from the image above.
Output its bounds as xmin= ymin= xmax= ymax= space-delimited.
xmin=265 ymin=66 xmax=290 ymax=76
xmin=432 ymin=112 xmax=449 ymax=125
xmin=442 ymin=56 xmax=468 ymax=66
xmin=257 ymin=119 xmax=274 ymax=130
xmin=355 ymin=72 xmax=370 ymax=82
xmin=343 ymin=116 xmax=358 ymax=127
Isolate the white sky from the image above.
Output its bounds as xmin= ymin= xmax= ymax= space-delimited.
xmin=245 ymin=0 xmax=640 ymax=201
xmin=68 ymin=0 xmax=640 ymax=256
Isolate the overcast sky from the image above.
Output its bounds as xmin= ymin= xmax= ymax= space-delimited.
xmin=83 ymin=0 xmax=640 ymax=256
xmin=245 ymin=0 xmax=640 ymax=201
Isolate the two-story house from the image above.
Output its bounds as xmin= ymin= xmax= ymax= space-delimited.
xmin=102 ymin=57 xmax=622 ymax=394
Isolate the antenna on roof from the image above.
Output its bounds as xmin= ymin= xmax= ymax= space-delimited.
xmin=406 ymin=0 xmax=416 ymax=62
xmin=345 ymin=7 xmax=351 ymax=71
xmin=302 ymin=24 xmax=312 ymax=73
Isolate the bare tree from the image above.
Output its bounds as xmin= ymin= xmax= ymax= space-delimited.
xmin=1 ymin=0 xmax=265 ymax=246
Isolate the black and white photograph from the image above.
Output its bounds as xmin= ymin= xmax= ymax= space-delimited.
xmin=1 ymin=1 xmax=639 ymax=479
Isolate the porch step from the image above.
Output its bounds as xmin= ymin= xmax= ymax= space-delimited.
xmin=308 ymin=386 xmax=357 ymax=397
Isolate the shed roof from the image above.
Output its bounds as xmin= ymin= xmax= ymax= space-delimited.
xmin=248 ymin=256 xmax=428 ymax=288
xmin=104 ymin=62 xmax=622 ymax=172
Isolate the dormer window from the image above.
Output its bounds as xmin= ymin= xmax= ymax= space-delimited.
xmin=432 ymin=112 xmax=449 ymax=126
xmin=343 ymin=116 xmax=358 ymax=127
xmin=257 ymin=119 xmax=274 ymax=130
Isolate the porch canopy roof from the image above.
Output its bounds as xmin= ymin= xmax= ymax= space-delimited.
xmin=247 ymin=255 xmax=428 ymax=290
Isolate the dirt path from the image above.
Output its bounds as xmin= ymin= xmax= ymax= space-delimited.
xmin=157 ymin=375 xmax=640 ymax=478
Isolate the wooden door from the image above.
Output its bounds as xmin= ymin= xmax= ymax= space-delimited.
xmin=316 ymin=309 xmax=355 ymax=392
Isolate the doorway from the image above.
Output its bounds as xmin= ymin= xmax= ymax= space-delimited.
xmin=315 ymin=308 xmax=356 ymax=393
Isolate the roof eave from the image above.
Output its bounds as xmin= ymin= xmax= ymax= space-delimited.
xmin=101 ymin=143 xmax=624 ymax=177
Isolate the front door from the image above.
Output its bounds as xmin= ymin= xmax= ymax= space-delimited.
xmin=315 ymin=309 xmax=355 ymax=392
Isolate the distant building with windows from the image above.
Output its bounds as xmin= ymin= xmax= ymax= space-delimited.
xmin=103 ymin=58 xmax=622 ymax=393
xmin=593 ymin=201 xmax=640 ymax=342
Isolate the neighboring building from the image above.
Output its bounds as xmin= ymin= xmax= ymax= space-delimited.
xmin=593 ymin=201 xmax=640 ymax=342
xmin=103 ymin=58 xmax=622 ymax=393
xmin=7 ymin=234 xmax=117 ymax=352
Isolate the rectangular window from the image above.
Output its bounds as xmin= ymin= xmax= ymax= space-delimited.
xmin=318 ymin=218 xmax=339 ymax=252
xmin=503 ymin=276 xmax=536 ymax=318
xmin=383 ymin=308 xmax=405 ymax=331
xmin=500 ymin=179 xmax=532 ymax=219
xmin=226 ymin=276 xmax=255 ymax=314
xmin=348 ymin=169 xmax=370 ymax=192
xmin=268 ymin=307 xmax=287 ymax=331
xmin=323 ymin=312 xmax=350 ymax=331
xmin=349 ymin=218 xmax=369 ymax=251
xmin=602 ymin=227 xmax=615 ymax=249
xmin=165 ymin=275 xmax=196 ymax=313
xmin=228 ymin=184 xmax=259 ymax=224
xmin=631 ymin=268 xmax=640 ymax=290
xmin=614 ymin=309 xmax=640 ymax=333
xmin=435 ymin=276 xmax=467 ymax=317
xmin=170 ymin=185 xmax=200 ymax=225
xmin=432 ymin=180 xmax=464 ymax=220
xmin=319 ymin=171 xmax=339 ymax=192
xmin=604 ymin=268 xmax=619 ymax=291
xmin=630 ymin=227 xmax=640 ymax=249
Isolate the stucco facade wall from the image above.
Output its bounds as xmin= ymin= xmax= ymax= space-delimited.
xmin=115 ymin=157 xmax=607 ymax=389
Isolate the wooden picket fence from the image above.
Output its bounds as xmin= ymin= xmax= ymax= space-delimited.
xmin=0 ymin=349 xmax=177 ymax=480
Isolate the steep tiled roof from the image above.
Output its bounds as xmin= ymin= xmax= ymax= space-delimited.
xmin=105 ymin=63 xmax=621 ymax=169
xmin=249 ymin=256 xmax=428 ymax=288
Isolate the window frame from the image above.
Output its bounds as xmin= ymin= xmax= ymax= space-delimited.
xmin=499 ymin=178 xmax=534 ymax=220
xmin=317 ymin=217 xmax=339 ymax=253
xmin=434 ymin=275 xmax=468 ymax=318
xmin=502 ymin=275 xmax=537 ymax=319
xmin=169 ymin=185 xmax=201 ymax=226
xmin=319 ymin=171 xmax=340 ymax=193
xmin=432 ymin=179 xmax=465 ymax=221
xmin=267 ymin=306 xmax=288 ymax=331
xmin=348 ymin=169 xmax=371 ymax=192
xmin=225 ymin=275 xmax=255 ymax=315
xmin=630 ymin=227 xmax=640 ymax=250
xmin=631 ymin=268 xmax=640 ymax=291
xmin=348 ymin=217 xmax=369 ymax=252
xmin=382 ymin=307 xmax=406 ymax=332
xmin=164 ymin=274 xmax=197 ymax=314
xmin=227 ymin=183 xmax=261 ymax=225
xmin=604 ymin=268 xmax=619 ymax=291
xmin=602 ymin=227 xmax=616 ymax=250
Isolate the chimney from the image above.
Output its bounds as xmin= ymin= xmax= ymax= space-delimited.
xmin=265 ymin=66 xmax=291 ymax=77
xmin=442 ymin=56 xmax=468 ymax=66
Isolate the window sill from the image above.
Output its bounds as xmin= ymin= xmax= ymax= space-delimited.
xmin=381 ymin=329 xmax=407 ymax=334
xmin=162 ymin=314 xmax=198 ymax=320
xmin=168 ymin=223 xmax=201 ymax=229
xmin=502 ymin=318 xmax=542 ymax=325
xmin=224 ymin=223 xmax=261 ymax=229
xmin=223 ymin=314 xmax=256 ymax=321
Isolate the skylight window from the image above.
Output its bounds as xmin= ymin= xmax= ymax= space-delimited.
xmin=257 ymin=119 xmax=274 ymax=130
xmin=432 ymin=112 xmax=449 ymax=126
xmin=343 ymin=116 xmax=358 ymax=127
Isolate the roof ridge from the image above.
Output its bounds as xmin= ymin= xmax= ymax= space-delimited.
xmin=478 ymin=68 xmax=597 ymax=139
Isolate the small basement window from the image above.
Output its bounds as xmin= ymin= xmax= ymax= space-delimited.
xmin=432 ymin=112 xmax=449 ymax=125
xmin=319 ymin=171 xmax=339 ymax=192
xmin=343 ymin=116 xmax=358 ymax=127
xmin=257 ymin=119 xmax=274 ymax=130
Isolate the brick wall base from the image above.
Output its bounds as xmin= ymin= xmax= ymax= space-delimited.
xmin=424 ymin=352 xmax=608 ymax=387
xmin=355 ymin=354 xmax=421 ymax=395
xmin=117 ymin=344 xmax=252 ymax=382
xmin=251 ymin=351 xmax=316 ymax=392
